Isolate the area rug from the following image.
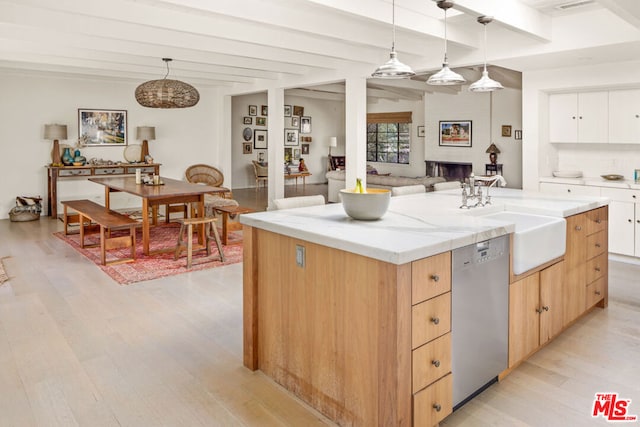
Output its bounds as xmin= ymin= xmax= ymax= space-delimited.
xmin=54 ymin=224 xmax=243 ymax=285
xmin=0 ymin=257 xmax=9 ymax=285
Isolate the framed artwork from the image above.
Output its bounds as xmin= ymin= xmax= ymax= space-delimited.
xmin=254 ymin=129 xmax=268 ymax=149
xmin=284 ymin=147 xmax=292 ymax=163
xmin=242 ymin=127 xmax=252 ymax=141
xmin=439 ymin=121 xmax=472 ymax=147
xmin=284 ymin=105 xmax=292 ymax=117
xmin=300 ymin=116 xmax=311 ymax=134
xmin=417 ymin=125 xmax=425 ymax=137
xmin=285 ymin=128 xmax=299 ymax=146
xmin=293 ymin=148 xmax=301 ymax=160
xmin=261 ymin=105 xmax=268 ymax=116
xmin=302 ymin=143 xmax=310 ymax=155
xmin=249 ymin=105 xmax=257 ymax=116
xmin=243 ymin=116 xmax=252 ymax=125
xmin=78 ymin=109 xmax=127 ymax=146
xmin=502 ymin=125 xmax=512 ymax=137
xmin=256 ymin=117 xmax=267 ymax=126
xmin=293 ymin=105 xmax=304 ymax=117
xmin=257 ymin=151 xmax=266 ymax=163
xmin=242 ymin=142 xmax=252 ymax=154
xmin=514 ymin=130 xmax=522 ymax=140
xmin=291 ymin=116 xmax=300 ymax=128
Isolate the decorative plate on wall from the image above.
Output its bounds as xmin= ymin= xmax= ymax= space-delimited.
xmin=243 ymin=127 xmax=252 ymax=141
xmin=124 ymin=144 xmax=142 ymax=163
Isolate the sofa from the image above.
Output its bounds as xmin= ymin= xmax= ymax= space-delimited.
xmin=326 ymin=170 xmax=446 ymax=202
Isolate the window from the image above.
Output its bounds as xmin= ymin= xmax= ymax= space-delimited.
xmin=366 ymin=112 xmax=412 ymax=164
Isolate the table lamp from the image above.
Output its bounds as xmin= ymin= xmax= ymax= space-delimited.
xmin=44 ymin=124 xmax=67 ymax=166
xmin=136 ymin=126 xmax=156 ymax=162
xmin=486 ymin=143 xmax=500 ymax=164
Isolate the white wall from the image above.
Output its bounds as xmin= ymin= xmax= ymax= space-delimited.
xmin=522 ymin=60 xmax=640 ymax=190
xmin=0 ymin=71 xmax=219 ymax=219
xmin=424 ymin=88 xmax=523 ymax=188
xmin=231 ymin=93 xmax=345 ymax=189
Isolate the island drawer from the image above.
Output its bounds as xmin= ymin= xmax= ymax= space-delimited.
xmin=412 ymin=333 xmax=451 ymax=393
xmin=586 ymin=253 xmax=607 ymax=284
xmin=412 ymin=252 xmax=451 ymax=305
xmin=586 ymin=230 xmax=607 ymax=259
xmin=412 ymin=292 xmax=451 ymax=349
xmin=59 ymin=168 xmax=91 ymax=177
xmin=586 ymin=206 xmax=608 ymax=235
xmin=413 ymin=373 xmax=452 ymax=427
xmin=586 ymin=276 xmax=606 ymax=308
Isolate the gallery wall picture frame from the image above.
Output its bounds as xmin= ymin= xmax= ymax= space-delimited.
xmin=284 ymin=128 xmax=299 ymax=146
xmin=293 ymin=105 xmax=304 ymax=117
xmin=261 ymin=105 xmax=268 ymax=116
xmin=284 ymin=105 xmax=292 ymax=117
xmin=256 ymin=117 xmax=267 ymax=126
xmin=242 ymin=127 xmax=252 ymax=141
xmin=249 ymin=105 xmax=257 ymax=116
xmin=501 ymin=125 xmax=512 ymax=137
xmin=439 ymin=120 xmax=472 ymax=147
xmin=302 ymin=143 xmax=310 ymax=155
xmin=293 ymin=148 xmax=301 ymax=160
xmin=514 ymin=130 xmax=522 ymax=140
xmin=78 ymin=108 xmax=127 ymax=146
xmin=243 ymin=116 xmax=252 ymax=125
xmin=254 ymin=129 xmax=268 ymax=149
xmin=417 ymin=125 xmax=425 ymax=137
xmin=291 ymin=116 xmax=300 ymax=128
xmin=300 ymin=116 xmax=311 ymax=134
xmin=242 ymin=142 xmax=252 ymax=154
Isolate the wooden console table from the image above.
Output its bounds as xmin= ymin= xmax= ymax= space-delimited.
xmin=46 ymin=163 xmax=161 ymax=218
xmin=284 ymin=172 xmax=312 ymax=188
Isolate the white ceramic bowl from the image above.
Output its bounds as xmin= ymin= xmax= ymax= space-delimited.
xmin=339 ymin=188 xmax=391 ymax=220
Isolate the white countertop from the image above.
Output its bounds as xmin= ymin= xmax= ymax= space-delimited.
xmin=540 ymin=176 xmax=640 ymax=190
xmin=240 ymin=188 xmax=608 ymax=265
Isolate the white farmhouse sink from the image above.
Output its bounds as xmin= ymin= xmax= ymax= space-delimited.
xmin=483 ymin=211 xmax=566 ymax=275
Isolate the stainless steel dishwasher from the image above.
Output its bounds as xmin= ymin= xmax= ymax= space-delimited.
xmin=451 ymin=234 xmax=509 ymax=410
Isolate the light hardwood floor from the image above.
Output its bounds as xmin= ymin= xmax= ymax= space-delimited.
xmin=1 ymin=215 xmax=639 ymax=426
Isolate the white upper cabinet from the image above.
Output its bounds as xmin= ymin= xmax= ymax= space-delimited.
xmin=549 ymin=91 xmax=608 ymax=143
xmin=609 ymin=89 xmax=640 ymax=144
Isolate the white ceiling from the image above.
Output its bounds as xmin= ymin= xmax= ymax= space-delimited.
xmin=0 ymin=0 xmax=638 ymax=95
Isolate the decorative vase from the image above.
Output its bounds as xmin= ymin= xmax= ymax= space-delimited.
xmin=62 ymin=147 xmax=74 ymax=166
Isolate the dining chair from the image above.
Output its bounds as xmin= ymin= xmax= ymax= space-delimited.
xmin=252 ymin=161 xmax=268 ymax=190
xmin=184 ymin=164 xmax=239 ymax=217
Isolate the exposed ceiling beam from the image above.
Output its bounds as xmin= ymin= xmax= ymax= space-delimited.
xmin=597 ymin=0 xmax=640 ymax=28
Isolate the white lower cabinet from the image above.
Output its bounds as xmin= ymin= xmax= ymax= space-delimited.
xmin=600 ymin=188 xmax=640 ymax=256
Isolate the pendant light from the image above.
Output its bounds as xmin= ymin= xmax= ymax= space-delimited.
xmin=427 ymin=1 xmax=465 ymax=86
xmin=371 ymin=0 xmax=415 ymax=78
xmin=469 ymin=16 xmax=504 ymax=92
xmin=135 ymin=58 xmax=200 ymax=108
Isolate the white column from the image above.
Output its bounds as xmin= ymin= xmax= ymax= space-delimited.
xmin=267 ymin=88 xmax=285 ymax=208
xmin=220 ymin=93 xmax=233 ymax=187
xmin=345 ymin=77 xmax=367 ymax=190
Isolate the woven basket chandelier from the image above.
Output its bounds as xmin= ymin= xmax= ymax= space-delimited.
xmin=135 ymin=58 xmax=200 ymax=108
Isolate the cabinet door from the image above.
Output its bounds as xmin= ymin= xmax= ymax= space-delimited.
xmin=578 ymin=92 xmax=608 ymax=143
xmin=563 ymin=213 xmax=587 ymax=325
xmin=609 ymin=89 xmax=640 ymax=144
xmin=508 ymin=273 xmax=539 ymax=367
xmin=540 ymin=261 xmax=564 ymax=344
xmin=608 ymin=200 xmax=635 ymax=256
xmin=636 ymin=209 xmax=640 ymax=256
xmin=549 ymin=93 xmax=578 ymax=143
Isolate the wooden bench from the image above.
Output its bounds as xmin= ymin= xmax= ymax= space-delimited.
xmin=61 ymin=199 xmax=140 ymax=266
xmin=213 ymin=205 xmax=254 ymax=245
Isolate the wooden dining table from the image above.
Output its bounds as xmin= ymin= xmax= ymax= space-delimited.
xmin=89 ymin=176 xmax=226 ymax=255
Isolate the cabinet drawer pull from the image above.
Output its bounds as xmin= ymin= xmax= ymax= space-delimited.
xmin=432 ymin=359 xmax=441 ymax=368
xmin=433 ymin=403 xmax=442 ymax=412
xmin=567 ymin=189 xmax=572 ymax=193
xmin=629 ymin=219 xmax=633 ymax=223
xmin=595 ymin=290 xmax=601 ymax=296
xmin=575 ymin=225 xmax=581 ymax=231
xmin=543 ymin=306 xmax=550 ymax=311
xmin=430 ymin=274 xmax=440 ymax=282
xmin=595 ymin=267 xmax=601 ymax=272
xmin=637 ymin=220 xmax=640 ymax=224
xmin=430 ymin=317 xmax=440 ymax=325
xmin=633 ymin=195 xmax=637 ymax=199
xmin=595 ymin=243 xmax=601 ymax=248
xmin=536 ymin=307 xmax=543 ymax=314
xmin=596 ymin=219 xmax=601 ymax=224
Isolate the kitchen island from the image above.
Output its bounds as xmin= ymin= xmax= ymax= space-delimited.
xmin=241 ymin=188 xmax=609 ymax=427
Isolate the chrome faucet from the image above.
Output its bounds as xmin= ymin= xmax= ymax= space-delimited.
xmin=460 ymin=174 xmax=506 ymax=208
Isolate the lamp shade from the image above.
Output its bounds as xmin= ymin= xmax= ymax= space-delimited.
xmin=328 ymin=136 xmax=337 ymax=147
xmin=136 ymin=126 xmax=156 ymax=141
xmin=44 ymin=124 xmax=67 ymax=140
xmin=486 ymin=143 xmax=500 ymax=154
